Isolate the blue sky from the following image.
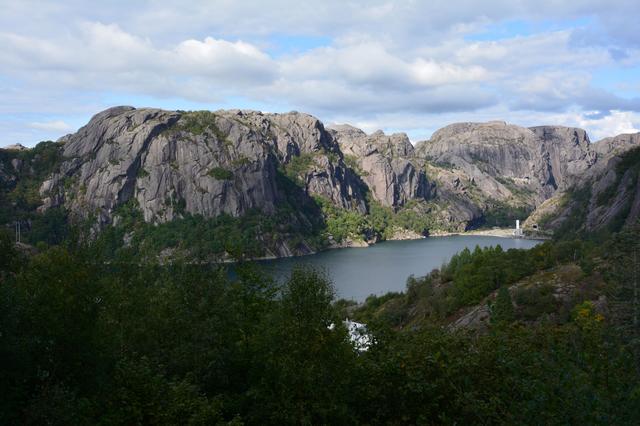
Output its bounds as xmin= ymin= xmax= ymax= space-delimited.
xmin=0 ymin=0 xmax=639 ymax=146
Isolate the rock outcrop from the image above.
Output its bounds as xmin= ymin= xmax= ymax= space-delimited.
xmin=2 ymin=143 xmax=28 ymax=151
xmin=593 ymin=133 xmax=640 ymax=158
xmin=416 ymin=122 xmax=599 ymax=206
xmin=530 ymin=126 xmax=596 ymax=192
xmin=524 ymin=136 xmax=640 ymax=233
xmin=39 ymin=109 xmax=637 ymax=237
xmin=329 ymin=125 xmax=431 ymax=208
xmin=41 ymin=107 xmax=367 ymax=226
xmin=449 ymin=264 xmax=606 ymax=332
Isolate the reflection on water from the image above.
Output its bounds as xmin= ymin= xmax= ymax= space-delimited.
xmin=256 ymin=236 xmax=541 ymax=302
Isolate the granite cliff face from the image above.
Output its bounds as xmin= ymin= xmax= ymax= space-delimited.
xmin=415 ymin=121 xmax=598 ymax=207
xmin=529 ymin=126 xmax=596 ymax=192
xmin=3 ymin=106 xmax=639 ymax=256
xmin=524 ymin=136 xmax=640 ymax=234
xmin=41 ymin=107 xmax=366 ymax=226
xmin=593 ymin=133 xmax=640 ymax=158
xmin=329 ymin=125 xmax=432 ymax=208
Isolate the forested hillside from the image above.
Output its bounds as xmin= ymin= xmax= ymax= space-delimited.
xmin=1 ymin=222 xmax=640 ymax=424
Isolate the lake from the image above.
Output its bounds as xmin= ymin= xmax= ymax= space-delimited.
xmin=257 ymin=236 xmax=541 ymax=302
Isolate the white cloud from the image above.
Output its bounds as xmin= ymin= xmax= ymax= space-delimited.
xmin=454 ymin=31 xmax=610 ymax=70
xmin=279 ymin=41 xmax=491 ymax=92
xmin=409 ymin=59 xmax=488 ymax=86
xmin=173 ymin=37 xmax=275 ymax=82
xmin=576 ymin=110 xmax=640 ymax=141
xmin=1 ymin=1 xmax=640 ymax=146
xmin=28 ymin=120 xmax=74 ymax=132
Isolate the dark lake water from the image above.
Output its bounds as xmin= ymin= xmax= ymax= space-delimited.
xmin=256 ymin=236 xmax=541 ymax=302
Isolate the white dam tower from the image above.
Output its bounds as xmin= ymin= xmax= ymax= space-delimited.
xmin=514 ymin=220 xmax=523 ymax=238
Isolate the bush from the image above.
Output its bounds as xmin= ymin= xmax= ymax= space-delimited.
xmin=208 ymin=167 xmax=234 ymax=180
xmin=282 ymin=153 xmax=316 ymax=185
xmin=27 ymin=207 xmax=69 ymax=246
xmin=491 ymin=286 xmax=515 ymax=325
xmin=514 ymin=284 xmax=557 ymax=321
xmin=482 ymin=201 xmax=532 ymax=228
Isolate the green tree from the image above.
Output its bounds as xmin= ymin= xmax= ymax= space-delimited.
xmin=248 ymin=267 xmax=357 ymax=424
xmin=0 ymin=230 xmax=19 ymax=280
xmin=491 ymin=286 xmax=515 ymax=326
xmin=0 ymin=247 xmax=105 ymax=424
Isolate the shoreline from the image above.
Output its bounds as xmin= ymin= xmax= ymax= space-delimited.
xmin=253 ymin=228 xmax=546 ymax=262
xmin=188 ymin=228 xmax=549 ymax=265
xmin=430 ymin=228 xmax=521 ymax=239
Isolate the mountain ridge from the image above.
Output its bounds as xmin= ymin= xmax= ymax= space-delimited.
xmin=1 ymin=106 xmax=639 ymax=259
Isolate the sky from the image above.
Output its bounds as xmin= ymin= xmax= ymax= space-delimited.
xmin=1 ymin=0 xmax=639 ymax=147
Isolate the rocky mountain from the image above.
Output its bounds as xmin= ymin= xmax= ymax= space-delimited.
xmin=328 ymin=125 xmax=431 ymax=208
xmin=1 ymin=106 xmax=639 ymax=259
xmin=41 ymin=106 xmax=367 ymax=227
xmin=524 ymin=138 xmax=640 ymax=235
xmin=415 ymin=121 xmax=598 ymax=207
xmin=593 ymin=132 xmax=640 ymax=158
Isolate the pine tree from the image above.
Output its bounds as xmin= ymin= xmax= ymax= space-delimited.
xmin=491 ymin=285 xmax=515 ymax=326
xmin=607 ymin=226 xmax=640 ymax=368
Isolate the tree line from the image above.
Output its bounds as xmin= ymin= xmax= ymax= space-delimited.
xmin=1 ymin=228 xmax=640 ymax=424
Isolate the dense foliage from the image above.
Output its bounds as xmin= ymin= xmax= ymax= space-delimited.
xmin=353 ymin=236 xmax=607 ymax=328
xmin=0 ymin=239 xmax=634 ymax=424
xmin=2 ymin=226 xmax=640 ymax=424
xmin=168 ymin=110 xmax=230 ymax=143
xmin=481 ymin=201 xmax=533 ymax=228
xmin=0 ymin=141 xmax=71 ymax=245
xmin=317 ymin=197 xmax=448 ymax=243
xmin=280 ymin=153 xmax=316 ymax=186
xmin=90 ymin=199 xmax=325 ymax=262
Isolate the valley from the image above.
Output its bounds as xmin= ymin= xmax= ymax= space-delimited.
xmin=2 ymin=107 xmax=640 ymax=424
xmin=4 ymin=3 xmax=640 ymax=423
xmin=1 ymin=106 xmax=637 ymax=261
